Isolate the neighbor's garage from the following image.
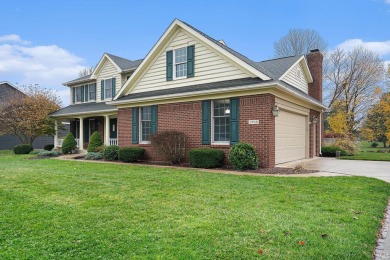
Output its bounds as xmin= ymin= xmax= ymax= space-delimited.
xmin=275 ymin=110 xmax=307 ymax=164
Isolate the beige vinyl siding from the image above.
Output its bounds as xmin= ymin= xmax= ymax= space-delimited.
xmin=96 ymin=59 xmax=120 ymax=102
xmin=121 ymin=72 xmax=134 ymax=87
xmin=129 ymin=29 xmax=253 ymax=94
xmin=281 ymin=62 xmax=308 ymax=94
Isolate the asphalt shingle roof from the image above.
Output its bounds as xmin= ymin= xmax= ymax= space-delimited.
xmin=50 ymin=102 xmax=116 ymax=117
xmin=256 ymin=56 xmax=301 ymax=79
xmin=106 ymin=53 xmax=143 ymax=71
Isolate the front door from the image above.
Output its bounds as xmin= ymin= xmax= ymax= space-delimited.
xmin=110 ymin=119 xmax=117 ymax=139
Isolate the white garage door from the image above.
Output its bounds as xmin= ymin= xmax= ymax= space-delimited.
xmin=275 ymin=111 xmax=306 ymax=164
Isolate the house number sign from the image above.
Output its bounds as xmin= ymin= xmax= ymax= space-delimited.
xmin=248 ymin=120 xmax=259 ymax=124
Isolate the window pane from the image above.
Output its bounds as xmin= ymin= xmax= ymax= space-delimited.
xmin=213 ymin=99 xmax=230 ymax=142
xmin=140 ymin=106 xmax=152 ymax=142
xmin=176 ymin=63 xmax=187 ymax=78
xmin=89 ymin=84 xmax=96 ymax=100
xmin=175 ymin=47 xmax=187 ymax=63
xmin=105 ymin=79 xmax=112 ymax=99
xmin=76 ymin=87 xmax=82 ymax=102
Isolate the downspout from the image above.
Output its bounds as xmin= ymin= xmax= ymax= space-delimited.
xmin=319 ymin=110 xmax=323 ymax=156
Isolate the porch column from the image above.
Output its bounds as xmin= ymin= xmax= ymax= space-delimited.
xmin=54 ymin=120 xmax=58 ymax=148
xmin=104 ymin=115 xmax=110 ymax=146
xmin=79 ymin=117 xmax=84 ymax=150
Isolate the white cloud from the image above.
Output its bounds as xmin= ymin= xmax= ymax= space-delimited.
xmin=336 ymin=39 xmax=390 ymax=57
xmin=385 ymin=0 xmax=390 ymax=4
xmin=0 ymin=34 xmax=87 ymax=106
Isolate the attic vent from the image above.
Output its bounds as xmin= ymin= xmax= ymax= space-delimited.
xmin=296 ymin=69 xmax=302 ymax=79
xmin=218 ymin=40 xmax=226 ymax=46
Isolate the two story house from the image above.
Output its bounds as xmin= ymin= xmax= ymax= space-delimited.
xmin=51 ymin=19 xmax=326 ymax=167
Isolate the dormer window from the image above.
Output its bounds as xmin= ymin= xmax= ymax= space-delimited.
xmin=75 ymin=87 xmax=83 ymax=103
xmin=174 ymin=47 xmax=187 ymax=79
xmin=104 ymin=79 xmax=113 ymax=99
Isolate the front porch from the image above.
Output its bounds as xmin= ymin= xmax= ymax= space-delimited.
xmin=54 ymin=114 xmax=118 ymax=151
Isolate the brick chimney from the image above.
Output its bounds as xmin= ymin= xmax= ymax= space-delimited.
xmin=306 ymin=49 xmax=323 ymax=102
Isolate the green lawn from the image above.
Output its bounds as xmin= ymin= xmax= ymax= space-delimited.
xmin=340 ymin=141 xmax=390 ymax=161
xmin=0 ymin=151 xmax=389 ymax=259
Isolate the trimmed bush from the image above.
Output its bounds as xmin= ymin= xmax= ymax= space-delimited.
xmin=228 ymin=143 xmax=259 ymax=170
xmin=38 ymin=151 xmax=59 ymax=157
xmin=321 ymin=146 xmax=347 ymax=157
xmin=188 ymin=148 xmax=225 ymax=168
xmin=95 ymin=145 xmax=106 ymax=153
xmin=371 ymin=142 xmax=379 ymax=148
xmin=13 ymin=144 xmax=33 ymax=154
xmin=118 ymin=147 xmax=145 ymax=162
xmin=62 ymin=132 xmax=77 ymax=154
xmin=44 ymin=144 xmax=54 ymax=151
xmin=88 ymin=131 xmax=103 ymax=152
xmin=150 ymin=131 xmax=188 ymax=164
xmin=85 ymin=152 xmax=103 ymax=160
xmin=103 ymin=145 xmax=119 ymax=161
xmin=29 ymin=150 xmax=42 ymax=155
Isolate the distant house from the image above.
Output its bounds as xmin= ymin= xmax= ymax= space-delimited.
xmin=0 ymin=81 xmax=56 ymax=150
xmin=51 ymin=19 xmax=326 ymax=167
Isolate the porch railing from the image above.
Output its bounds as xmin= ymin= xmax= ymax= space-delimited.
xmin=110 ymin=138 xmax=118 ymax=146
xmin=75 ymin=138 xmax=80 ymax=148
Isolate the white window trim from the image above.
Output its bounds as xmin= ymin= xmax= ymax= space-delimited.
xmin=139 ymin=107 xmax=151 ymax=144
xmin=104 ymin=78 xmax=114 ymax=101
xmin=211 ymin=100 xmax=230 ymax=145
xmin=88 ymin=83 xmax=96 ymax=102
xmin=74 ymin=86 xmax=83 ymax=104
xmin=173 ymin=46 xmax=187 ymax=80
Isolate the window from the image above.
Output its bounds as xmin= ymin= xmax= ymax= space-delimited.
xmin=212 ymin=99 xmax=230 ymax=143
xmin=174 ymin=47 xmax=187 ymax=79
xmin=75 ymin=87 xmax=83 ymax=103
xmin=104 ymin=79 xmax=112 ymax=99
xmin=140 ymin=106 xmax=151 ymax=143
xmin=89 ymin=83 xmax=96 ymax=100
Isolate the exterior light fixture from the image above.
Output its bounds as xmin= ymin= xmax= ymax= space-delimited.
xmin=225 ymin=108 xmax=230 ymax=114
xmin=312 ymin=116 xmax=318 ymax=124
xmin=272 ymin=105 xmax=280 ymax=117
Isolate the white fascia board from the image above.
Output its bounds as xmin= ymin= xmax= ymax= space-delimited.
xmin=91 ymin=53 xmax=122 ymax=79
xmin=50 ymin=108 xmax=118 ymax=118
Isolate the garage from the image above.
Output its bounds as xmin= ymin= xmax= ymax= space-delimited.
xmin=275 ymin=110 xmax=307 ymax=164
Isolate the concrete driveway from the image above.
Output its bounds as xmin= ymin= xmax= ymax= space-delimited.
xmin=279 ymin=157 xmax=390 ymax=183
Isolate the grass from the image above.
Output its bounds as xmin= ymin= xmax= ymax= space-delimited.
xmin=0 ymin=151 xmax=389 ymax=259
xmin=340 ymin=141 xmax=390 ymax=161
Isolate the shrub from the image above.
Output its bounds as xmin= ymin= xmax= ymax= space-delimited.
xmin=371 ymin=142 xmax=379 ymax=148
xmin=13 ymin=144 xmax=33 ymax=154
xmin=228 ymin=143 xmax=259 ymax=170
xmin=38 ymin=151 xmax=59 ymax=157
xmin=62 ymin=132 xmax=77 ymax=154
xmin=321 ymin=146 xmax=347 ymax=157
xmin=118 ymin=147 xmax=145 ymax=162
xmin=103 ymin=145 xmax=119 ymax=161
xmin=44 ymin=144 xmax=54 ymax=151
xmin=188 ymin=148 xmax=225 ymax=168
xmin=29 ymin=150 xmax=42 ymax=155
xmin=88 ymin=131 xmax=103 ymax=152
xmin=150 ymin=131 xmax=188 ymax=164
xmin=95 ymin=145 xmax=106 ymax=153
xmin=334 ymin=138 xmax=360 ymax=155
xmin=85 ymin=152 xmax=103 ymax=160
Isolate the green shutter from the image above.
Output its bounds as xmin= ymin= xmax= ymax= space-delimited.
xmin=101 ymin=80 xmax=104 ymax=100
xmin=187 ymin=45 xmax=195 ymax=78
xmin=81 ymin=85 xmax=84 ymax=102
xmin=132 ymin=107 xmax=139 ymax=144
xmin=201 ymin=100 xmax=211 ymax=144
xmin=166 ymin=50 xmax=173 ymax=81
xmin=71 ymin=87 xmax=75 ymax=104
xmin=84 ymin=85 xmax=89 ymax=102
xmin=84 ymin=119 xmax=90 ymax=142
xmin=151 ymin=105 xmax=158 ymax=134
xmin=230 ymin=97 xmax=239 ymax=145
xmin=111 ymin=78 xmax=116 ymax=98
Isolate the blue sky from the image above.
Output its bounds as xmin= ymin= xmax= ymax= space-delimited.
xmin=1 ymin=0 xmax=389 ymax=106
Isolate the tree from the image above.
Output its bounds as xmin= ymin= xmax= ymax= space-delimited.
xmin=360 ymin=93 xmax=390 ymax=147
xmin=324 ymin=46 xmax=385 ymax=137
xmin=79 ymin=67 xmax=94 ymax=77
xmin=0 ymin=84 xmax=61 ymax=144
xmin=274 ymin=28 xmax=327 ymax=57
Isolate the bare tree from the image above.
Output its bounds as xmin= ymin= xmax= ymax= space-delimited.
xmin=324 ymin=46 xmax=385 ymax=136
xmin=274 ymin=28 xmax=327 ymax=57
xmin=79 ymin=66 xmax=94 ymax=77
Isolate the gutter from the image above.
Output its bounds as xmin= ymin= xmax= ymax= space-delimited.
xmin=50 ymin=108 xmax=117 ymax=118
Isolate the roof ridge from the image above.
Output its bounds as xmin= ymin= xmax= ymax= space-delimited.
xmin=258 ymin=55 xmax=300 ymax=63
xmin=106 ymin=52 xmax=133 ymax=62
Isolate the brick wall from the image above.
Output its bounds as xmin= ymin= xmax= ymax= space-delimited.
xmin=306 ymin=50 xmax=323 ymax=102
xmin=117 ymin=93 xmax=276 ymax=167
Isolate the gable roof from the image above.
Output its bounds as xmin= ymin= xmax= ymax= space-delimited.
xmin=63 ymin=74 xmax=93 ymax=86
xmin=50 ymin=102 xmax=117 ymax=117
xmin=256 ymin=56 xmax=301 ymax=79
xmin=114 ymin=19 xmax=275 ymax=99
xmin=105 ymin=53 xmax=143 ymax=71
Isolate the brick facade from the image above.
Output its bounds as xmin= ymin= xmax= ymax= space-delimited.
xmin=118 ymin=93 xmax=276 ymax=167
